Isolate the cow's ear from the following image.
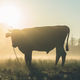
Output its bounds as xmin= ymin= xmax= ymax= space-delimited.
xmin=5 ymin=33 xmax=11 ymax=37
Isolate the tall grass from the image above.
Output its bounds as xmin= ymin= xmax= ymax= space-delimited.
xmin=0 ymin=58 xmax=80 ymax=80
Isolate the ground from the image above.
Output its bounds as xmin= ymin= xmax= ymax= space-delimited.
xmin=0 ymin=58 xmax=80 ymax=80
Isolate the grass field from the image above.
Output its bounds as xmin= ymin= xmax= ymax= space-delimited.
xmin=0 ymin=58 xmax=80 ymax=80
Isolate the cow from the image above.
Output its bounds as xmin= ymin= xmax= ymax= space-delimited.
xmin=6 ymin=25 xmax=70 ymax=67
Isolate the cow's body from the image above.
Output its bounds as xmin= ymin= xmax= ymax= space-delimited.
xmin=6 ymin=25 xmax=70 ymax=67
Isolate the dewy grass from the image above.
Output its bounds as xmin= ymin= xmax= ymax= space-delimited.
xmin=0 ymin=58 xmax=80 ymax=80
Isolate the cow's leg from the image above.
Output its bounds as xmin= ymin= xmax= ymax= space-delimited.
xmin=55 ymin=46 xmax=66 ymax=67
xmin=55 ymin=54 xmax=60 ymax=66
xmin=61 ymin=50 xmax=66 ymax=67
xmin=55 ymin=47 xmax=60 ymax=66
xmin=28 ymin=52 xmax=32 ymax=67
xmin=25 ymin=54 xmax=28 ymax=65
xmin=25 ymin=51 xmax=32 ymax=66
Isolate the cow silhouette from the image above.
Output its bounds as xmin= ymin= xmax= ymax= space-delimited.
xmin=6 ymin=25 xmax=70 ymax=67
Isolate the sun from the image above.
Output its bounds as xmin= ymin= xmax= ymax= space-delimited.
xmin=0 ymin=3 xmax=21 ymax=29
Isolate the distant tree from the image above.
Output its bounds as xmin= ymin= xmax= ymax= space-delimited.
xmin=78 ymin=38 xmax=80 ymax=46
xmin=70 ymin=35 xmax=77 ymax=46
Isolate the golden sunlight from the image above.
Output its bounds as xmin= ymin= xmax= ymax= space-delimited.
xmin=0 ymin=4 xmax=21 ymax=29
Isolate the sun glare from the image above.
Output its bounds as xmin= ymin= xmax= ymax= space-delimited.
xmin=0 ymin=3 xmax=21 ymax=29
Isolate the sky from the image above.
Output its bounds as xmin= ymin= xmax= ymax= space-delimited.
xmin=0 ymin=0 xmax=79 ymax=59
xmin=0 ymin=0 xmax=80 ymax=38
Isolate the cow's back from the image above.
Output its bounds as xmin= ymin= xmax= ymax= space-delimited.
xmin=21 ymin=26 xmax=69 ymax=52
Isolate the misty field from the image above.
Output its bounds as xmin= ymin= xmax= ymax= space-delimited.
xmin=0 ymin=58 xmax=80 ymax=80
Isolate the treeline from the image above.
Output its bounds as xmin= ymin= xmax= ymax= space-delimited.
xmin=69 ymin=35 xmax=80 ymax=47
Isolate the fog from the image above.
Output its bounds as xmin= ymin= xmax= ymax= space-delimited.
xmin=0 ymin=23 xmax=80 ymax=60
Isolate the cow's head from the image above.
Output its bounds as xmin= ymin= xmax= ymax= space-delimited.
xmin=6 ymin=29 xmax=22 ymax=47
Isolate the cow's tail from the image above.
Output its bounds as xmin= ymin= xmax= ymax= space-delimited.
xmin=66 ymin=27 xmax=70 ymax=51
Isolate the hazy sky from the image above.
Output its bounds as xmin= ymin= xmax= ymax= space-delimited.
xmin=0 ymin=0 xmax=80 ymax=39
xmin=0 ymin=0 xmax=80 ymax=59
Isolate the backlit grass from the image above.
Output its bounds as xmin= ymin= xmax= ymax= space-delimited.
xmin=0 ymin=58 xmax=80 ymax=80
